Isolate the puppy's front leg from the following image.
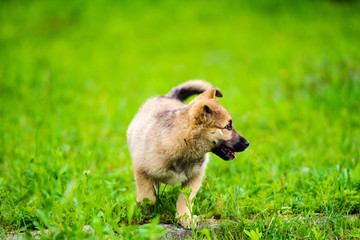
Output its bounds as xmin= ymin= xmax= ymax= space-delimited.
xmin=135 ymin=169 xmax=156 ymax=204
xmin=176 ymin=170 xmax=204 ymax=229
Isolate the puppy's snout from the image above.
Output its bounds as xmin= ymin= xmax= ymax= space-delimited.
xmin=243 ymin=139 xmax=250 ymax=148
xmin=239 ymin=137 xmax=249 ymax=150
xmin=233 ymin=134 xmax=249 ymax=152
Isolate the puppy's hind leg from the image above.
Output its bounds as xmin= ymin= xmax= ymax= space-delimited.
xmin=134 ymin=169 xmax=156 ymax=204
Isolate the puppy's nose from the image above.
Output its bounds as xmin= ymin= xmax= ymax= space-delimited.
xmin=243 ymin=140 xmax=250 ymax=147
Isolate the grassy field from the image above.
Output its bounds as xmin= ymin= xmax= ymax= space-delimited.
xmin=1 ymin=0 xmax=360 ymax=239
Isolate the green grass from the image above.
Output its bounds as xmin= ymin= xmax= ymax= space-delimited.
xmin=1 ymin=0 xmax=360 ymax=239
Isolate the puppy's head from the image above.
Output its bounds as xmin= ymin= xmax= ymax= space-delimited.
xmin=189 ymin=88 xmax=249 ymax=161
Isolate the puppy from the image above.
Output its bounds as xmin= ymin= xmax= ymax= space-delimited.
xmin=127 ymin=80 xmax=249 ymax=229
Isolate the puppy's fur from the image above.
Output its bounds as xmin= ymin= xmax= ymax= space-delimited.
xmin=127 ymin=80 xmax=249 ymax=229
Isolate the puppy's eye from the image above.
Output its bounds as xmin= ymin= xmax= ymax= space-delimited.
xmin=225 ymin=123 xmax=232 ymax=131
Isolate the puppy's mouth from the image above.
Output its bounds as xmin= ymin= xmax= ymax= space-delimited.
xmin=211 ymin=144 xmax=237 ymax=161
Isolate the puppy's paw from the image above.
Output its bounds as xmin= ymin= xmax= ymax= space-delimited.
xmin=178 ymin=215 xmax=199 ymax=230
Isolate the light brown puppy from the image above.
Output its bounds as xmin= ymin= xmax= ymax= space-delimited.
xmin=127 ymin=80 xmax=249 ymax=229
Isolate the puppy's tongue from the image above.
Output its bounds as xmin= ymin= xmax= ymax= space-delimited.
xmin=228 ymin=148 xmax=236 ymax=159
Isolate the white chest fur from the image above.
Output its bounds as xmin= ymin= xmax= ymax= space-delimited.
xmin=151 ymin=154 xmax=208 ymax=185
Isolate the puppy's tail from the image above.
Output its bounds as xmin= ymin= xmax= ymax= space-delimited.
xmin=165 ymin=80 xmax=213 ymax=102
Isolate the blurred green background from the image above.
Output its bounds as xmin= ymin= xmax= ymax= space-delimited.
xmin=1 ymin=0 xmax=360 ymax=238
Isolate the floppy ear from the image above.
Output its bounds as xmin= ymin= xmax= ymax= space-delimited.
xmin=199 ymin=88 xmax=223 ymax=99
